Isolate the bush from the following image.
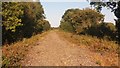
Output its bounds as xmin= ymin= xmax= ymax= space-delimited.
xmin=60 ymin=8 xmax=104 ymax=34
xmin=42 ymin=20 xmax=51 ymax=31
xmin=2 ymin=2 xmax=51 ymax=44
xmin=60 ymin=8 xmax=116 ymax=41
xmin=83 ymin=23 xmax=117 ymax=40
xmin=60 ymin=21 xmax=75 ymax=33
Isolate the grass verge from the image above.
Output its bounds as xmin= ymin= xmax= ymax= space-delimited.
xmin=58 ymin=29 xmax=119 ymax=53
xmin=2 ymin=30 xmax=50 ymax=67
xmin=57 ymin=29 xmax=119 ymax=66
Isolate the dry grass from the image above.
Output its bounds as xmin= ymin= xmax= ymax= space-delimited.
xmin=57 ymin=29 xmax=119 ymax=66
xmin=2 ymin=30 xmax=50 ymax=66
xmin=58 ymin=29 xmax=119 ymax=53
xmin=2 ymin=29 xmax=119 ymax=66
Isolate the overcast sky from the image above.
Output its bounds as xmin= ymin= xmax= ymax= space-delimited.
xmin=41 ymin=2 xmax=116 ymax=27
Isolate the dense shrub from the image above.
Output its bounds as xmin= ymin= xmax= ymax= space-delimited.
xmin=60 ymin=8 xmax=116 ymax=40
xmin=60 ymin=8 xmax=104 ymax=34
xmin=60 ymin=21 xmax=75 ymax=32
xmin=2 ymin=2 xmax=51 ymax=44
xmin=90 ymin=1 xmax=120 ymax=43
xmin=83 ymin=23 xmax=117 ymax=40
xmin=2 ymin=2 xmax=24 ymax=43
xmin=42 ymin=20 xmax=51 ymax=31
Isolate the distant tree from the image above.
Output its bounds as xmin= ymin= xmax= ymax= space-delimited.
xmin=37 ymin=19 xmax=51 ymax=32
xmin=42 ymin=20 xmax=51 ymax=31
xmin=60 ymin=21 xmax=75 ymax=33
xmin=60 ymin=8 xmax=104 ymax=34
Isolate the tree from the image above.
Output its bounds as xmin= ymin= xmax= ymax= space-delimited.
xmin=42 ymin=20 xmax=51 ymax=31
xmin=60 ymin=21 xmax=75 ymax=33
xmin=88 ymin=0 xmax=120 ymax=43
xmin=2 ymin=2 xmax=23 ymax=32
xmin=20 ymin=2 xmax=45 ymax=37
xmin=2 ymin=2 xmax=24 ymax=43
xmin=2 ymin=2 xmax=51 ymax=44
xmin=37 ymin=19 xmax=51 ymax=32
xmin=60 ymin=8 xmax=104 ymax=34
xmin=83 ymin=22 xmax=117 ymax=40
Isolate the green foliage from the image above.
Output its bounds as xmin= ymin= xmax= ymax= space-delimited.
xmin=42 ymin=20 xmax=51 ymax=31
xmin=2 ymin=2 xmax=51 ymax=44
xmin=60 ymin=21 xmax=75 ymax=33
xmin=89 ymin=0 xmax=120 ymax=43
xmin=20 ymin=2 xmax=46 ymax=37
xmin=60 ymin=8 xmax=116 ymax=41
xmin=2 ymin=2 xmax=24 ymax=32
xmin=2 ymin=2 xmax=24 ymax=43
xmin=36 ymin=19 xmax=51 ymax=32
xmin=60 ymin=8 xmax=104 ymax=34
xmin=83 ymin=23 xmax=117 ymax=40
xmin=2 ymin=56 xmax=10 ymax=67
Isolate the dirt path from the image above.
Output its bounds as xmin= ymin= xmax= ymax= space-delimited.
xmin=20 ymin=30 xmax=117 ymax=66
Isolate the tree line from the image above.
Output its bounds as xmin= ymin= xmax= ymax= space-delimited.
xmin=2 ymin=1 xmax=119 ymax=44
xmin=2 ymin=2 xmax=51 ymax=44
xmin=60 ymin=8 xmax=117 ymax=41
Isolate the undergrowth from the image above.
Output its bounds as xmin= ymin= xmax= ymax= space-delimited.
xmin=58 ymin=29 xmax=119 ymax=53
xmin=2 ymin=30 xmax=50 ymax=67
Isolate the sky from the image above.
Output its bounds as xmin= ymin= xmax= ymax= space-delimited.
xmin=40 ymin=2 xmax=116 ymax=27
